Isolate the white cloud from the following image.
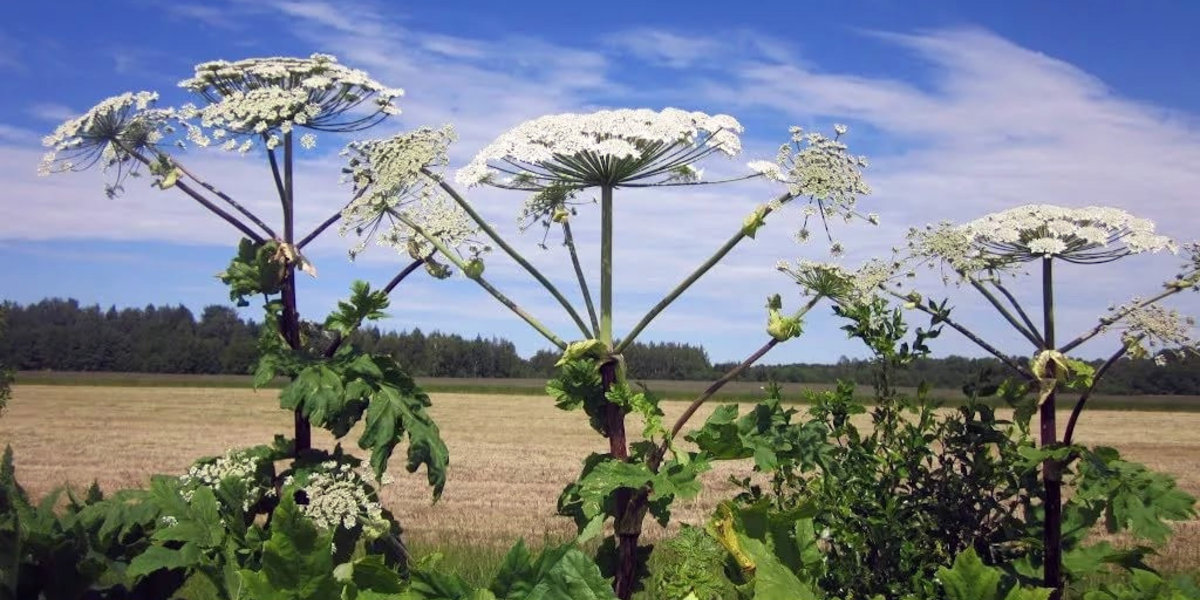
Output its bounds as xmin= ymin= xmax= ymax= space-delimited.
xmin=25 ymin=103 xmax=75 ymax=122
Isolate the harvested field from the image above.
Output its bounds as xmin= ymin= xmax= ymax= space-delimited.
xmin=1 ymin=384 xmax=1198 ymax=571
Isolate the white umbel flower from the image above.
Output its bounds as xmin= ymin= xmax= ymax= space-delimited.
xmin=456 ymin=108 xmax=743 ymax=189
xmin=289 ymin=460 xmax=389 ymax=539
xmin=40 ymin=91 xmax=167 ymax=178
xmin=750 ymin=126 xmax=871 ymax=221
xmin=178 ymin=448 xmax=269 ymax=511
xmin=178 ymin=53 xmax=403 ymax=152
xmin=340 ymin=126 xmax=487 ymax=262
xmin=909 ymin=205 xmax=1177 ymax=278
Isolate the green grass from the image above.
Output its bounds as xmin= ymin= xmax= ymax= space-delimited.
xmin=15 ymin=370 xmax=1200 ymax=411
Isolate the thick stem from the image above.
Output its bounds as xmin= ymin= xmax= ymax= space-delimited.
xmin=423 ymin=168 xmax=592 ymax=337
xmin=1063 ymin=342 xmax=1132 ymax=446
xmin=616 ymin=192 xmax=792 ymax=354
xmin=562 ymin=221 xmax=601 ymax=337
xmin=601 ymin=186 xmax=614 ymax=346
xmin=280 ymin=132 xmax=311 ymax=455
xmin=1040 ymin=257 xmax=1062 ymax=600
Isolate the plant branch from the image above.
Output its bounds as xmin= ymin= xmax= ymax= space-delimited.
xmin=422 ymin=168 xmax=592 ymax=338
xmin=170 ymin=160 xmax=277 ymax=238
xmin=970 ymin=278 xmax=1043 ymax=348
xmin=389 ymin=209 xmax=567 ymax=349
xmin=990 ymin=280 xmax=1045 ymax=348
xmin=266 ymin=146 xmax=288 ymax=210
xmin=562 ymin=220 xmax=600 ymax=336
xmin=323 ymin=256 xmax=428 ymax=358
xmin=1058 ymin=287 xmax=1181 ymax=354
xmin=297 ymin=187 xmax=368 ymax=249
xmin=1062 ymin=342 xmax=1132 ymax=445
xmin=651 ymin=295 xmax=823 ymax=470
xmin=617 ymin=191 xmax=793 ymax=354
xmin=121 ymin=145 xmax=265 ymax=244
xmin=887 ymin=289 xmax=1033 ymax=380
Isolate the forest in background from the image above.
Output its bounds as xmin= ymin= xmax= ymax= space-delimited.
xmin=3 ymin=298 xmax=1198 ymax=395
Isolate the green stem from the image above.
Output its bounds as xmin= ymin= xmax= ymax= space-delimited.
xmin=1058 ymin=286 xmax=1182 ymax=354
xmin=970 ymin=278 xmax=1043 ymax=348
xmin=390 ymin=210 xmax=567 ymax=349
xmin=601 ymin=185 xmax=614 ymax=346
xmin=422 ymin=168 xmax=591 ymax=338
xmin=616 ymin=191 xmax=792 ymax=354
xmin=1040 ymin=256 xmax=1062 ymax=600
xmin=886 ymin=288 xmax=1033 ymax=380
xmin=991 ymin=280 xmax=1045 ymax=347
xmin=562 ymin=220 xmax=601 ymax=337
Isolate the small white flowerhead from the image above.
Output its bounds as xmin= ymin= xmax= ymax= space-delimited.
xmin=178 ymin=54 xmax=402 ymax=151
xmin=456 ymin=108 xmax=743 ymax=190
xmin=751 ymin=125 xmax=872 ymax=243
xmin=40 ymin=91 xmax=170 ymax=189
xmin=341 ymin=126 xmax=487 ymax=263
xmin=1105 ymin=301 xmax=1199 ymax=363
xmin=778 ymin=258 xmax=898 ymax=305
xmin=908 ymin=205 xmax=1177 ymax=281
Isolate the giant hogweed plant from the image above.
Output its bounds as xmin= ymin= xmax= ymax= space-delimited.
xmin=32 ymin=54 xmax=456 ymax=593
xmin=880 ymin=206 xmax=1200 ymax=598
xmin=339 ymin=109 xmax=872 ymax=597
xmin=38 ymin=53 xmax=449 ymax=491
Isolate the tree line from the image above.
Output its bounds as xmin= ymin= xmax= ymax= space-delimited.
xmin=2 ymin=298 xmax=1198 ymax=394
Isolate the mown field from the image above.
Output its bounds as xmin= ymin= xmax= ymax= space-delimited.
xmin=17 ymin=370 xmax=1200 ymax=411
xmin=1 ymin=383 xmax=1198 ymax=573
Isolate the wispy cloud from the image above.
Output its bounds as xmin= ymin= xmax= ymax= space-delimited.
xmin=25 ymin=102 xmax=75 ymax=122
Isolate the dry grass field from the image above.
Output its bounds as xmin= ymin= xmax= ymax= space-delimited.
xmin=1 ymin=384 xmax=1198 ymax=572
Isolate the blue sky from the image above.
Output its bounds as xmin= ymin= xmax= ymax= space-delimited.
xmin=2 ymin=1 xmax=1199 ymax=365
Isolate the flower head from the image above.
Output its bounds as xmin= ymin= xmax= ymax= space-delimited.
xmin=778 ymin=258 xmax=899 ymax=305
xmin=750 ymin=126 xmax=871 ymax=222
xmin=456 ymin=108 xmax=743 ymax=190
xmin=1104 ymin=302 xmax=1198 ymax=364
xmin=178 ymin=448 xmax=271 ymax=511
xmin=178 ymin=53 xmax=402 ymax=151
xmin=340 ymin=126 xmax=487 ymax=263
xmin=286 ymin=459 xmax=389 ymax=539
xmin=908 ymin=205 xmax=1176 ymax=281
xmin=40 ymin=92 xmax=169 ymax=189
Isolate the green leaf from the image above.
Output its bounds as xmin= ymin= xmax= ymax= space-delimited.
xmin=938 ymin=549 xmax=1001 ymax=600
xmin=237 ymin=495 xmax=339 ymax=600
xmin=736 ymin=534 xmax=816 ymax=600
xmin=127 ymin=544 xmax=197 ymax=579
xmin=358 ymin=356 xmax=449 ymax=498
xmin=325 ymin=281 xmax=390 ymax=336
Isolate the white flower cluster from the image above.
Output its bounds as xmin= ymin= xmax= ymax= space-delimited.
xmin=177 ymin=53 xmax=403 ymax=152
xmin=39 ymin=91 xmax=166 ymax=176
xmin=456 ymin=108 xmax=743 ymax=189
xmin=179 ymin=448 xmax=270 ymax=511
xmin=288 ymin=461 xmax=389 ymax=539
xmin=1106 ymin=302 xmax=1198 ymax=365
xmin=339 ymin=127 xmax=487 ymax=262
xmin=777 ymin=258 xmax=899 ymax=305
xmin=908 ymin=205 xmax=1177 ymax=281
xmin=748 ymin=125 xmax=871 ymax=223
